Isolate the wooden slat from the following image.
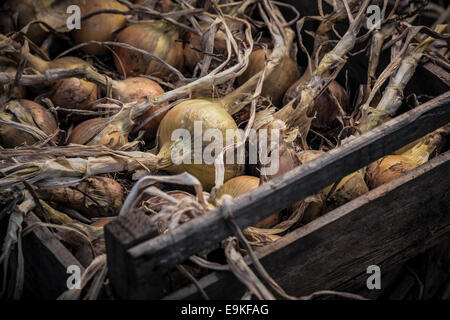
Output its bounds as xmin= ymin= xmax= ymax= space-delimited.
xmin=21 ymin=212 xmax=84 ymax=299
xmin=105 ymin=91 xmax=450 ymax=299
xmin=165 ymin=151 xmax=450 ymax=299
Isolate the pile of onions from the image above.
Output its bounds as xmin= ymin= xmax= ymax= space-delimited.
xmin=297 ymin=150 xmax=368 ymax=221
xmin=284 ymin=79 xmax=349 ymax=128
xmin=71 ymin=0 xmax=128 ymax=55
xmin=0 ymin=99 xmax=58 ymax=148
xmin=216 ymin=176 xmax=280 ymax=229
xmin=114 ymin=20 xmax=184 ymax=79
xmin=72 ymin=73 xmax=167 ymax=143
xmin=237 ymin=49 xmax=300 ymax=107
xmin=38 ymin=176 xmax=124 ymax=218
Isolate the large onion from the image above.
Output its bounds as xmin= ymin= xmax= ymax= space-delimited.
xmin=114 ymin=20 xmax=184 ymax=79
xmin=38 ymin=176 xmax=124 ymax=218
xmin=237 ymin=49 xmax=300 ymax=107
xmin=216 ymin=175 xmax=280 ymax=228
xmin=72 ymin=0 xmax=128 ymax=55
xmin=0 ymin=99 xmax=58 ymax=147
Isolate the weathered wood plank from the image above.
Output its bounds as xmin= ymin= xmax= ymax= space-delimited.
xmin=21 ymin=212 xmax=84 ymax=299
xmin=112 ymin=91 xmax=450 ymax=297
xmin=165 ymin=151 xmax=450 ymax=300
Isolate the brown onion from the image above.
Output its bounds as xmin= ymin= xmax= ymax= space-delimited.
xmin=67 ymin=116 xmax=130 ymax=149
xmin=284 ymin=79 xmax=349 ymax=128
xmin=217 ymin=175 xmax=280 ymax=229
xmin=38 ymin=176 xmax=124 ymax=218
xmin=237 ymin=49 xmax=300 ymax=107
xmin=114 ymin=20 xmax=184 ymax=79
xmin=72 ymin=0 xmax=128 ymax=55
xmin=0 ymin=99 xmax=58 ymax=148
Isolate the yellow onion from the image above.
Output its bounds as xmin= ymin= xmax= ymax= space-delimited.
xmin=25 ymin=54 xmax=98 ymax=110
xmin=0 ymin=99 xmax=58 ymax=148
xmin=297 ymin=150 xmax=368 ymax=222
xmin=0 ymin=57 xmax=27 ymax=99
xmin=67 ymin=115 xmax=130 ymax=149
xmin=216 ymin=176 xmax=280 ymax=229
xmin=72 ymin=0 xmax=128 ymax=55
xmin=183 ymin=23 xmax=229 ymax=71
xmin=114 ymin=20 xmax=184 ymax=79
xmin=156 ymin=99 xmax=244 ymax=190
xmin=237 ymin=49 xmax=300 ymax=107
xmin=366 ymin=128 xmax=447 ymax=189
xmin=38 ymin=176 xmax=124 ymax=218
xmin=284 ymin=79 xmax=349 ymax=128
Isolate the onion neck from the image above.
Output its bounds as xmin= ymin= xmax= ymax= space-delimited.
xmin=24 ymin=52 xmax=50 ymax=73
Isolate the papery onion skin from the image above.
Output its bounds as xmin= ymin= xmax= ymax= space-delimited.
xmin=366 ymin=155 xmax=415 ymax=189
xmin=0 ymin=57 xmax=27 ymax=99
xmin=90 ymin=217 xmax=115 ymax=228
xmin=38 ymin=177 xmax=124 ymax=219
xmin=217 ymin=175 xmax=280 ymax=229
xmin=67 ymin=117 xmax=128 ymax=149
xmin=114 ymin=21 xmax=184 ymax=79
xmin=134 ymin=0 xmax=175 ymax=13
xmin=51 ymin=77 xmax=98 ymax=110
xmin=284 ymin=80 xmax=349 ymax=128
xmin=237 ymin=49 xmax=301 ymax=107
xmin=72 ymin=0 xmax=128 ymax=55
xmin=157 ymin=99 xmax=244 ymax=190
xmin=0 ymin=99 xmax=58 ymax=148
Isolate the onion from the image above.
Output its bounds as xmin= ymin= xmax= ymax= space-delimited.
xmin=38 ymin=176 xmax=124 ymax=218
xmin=366 ymin=129 xmax=447 ymax=189
xmin=134 ymin=0 xmax=175 ymax=13
xmin=284 ymin=79 xmax=349 ymax=128
xmin=217 ymin=175 xmax=280 ymax=228
xmin=0 ymin=99 xmax=58 ymax=148
xmin=67 ymin=116 xmax=130 ymax=149
xmin=72 ymin=0 xmax=128 ymax=55
xmin=114 ymin=20 xmax=184 ymax=79
xmin=25 ymin=54 xmax=98 ymax=110
xmin=0 ymin=57 xmax=27 ymax=99
xmin=237 ymin=49 xmax=300 ymax=107
xmin=297 ymin=150 xmax=368 ymax=221
xmin=156 ymin=99 xmax=244 ymax=189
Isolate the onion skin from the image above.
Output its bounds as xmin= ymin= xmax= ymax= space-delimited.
xmin=114 ymin=20 xmax=184 ymax=79
xmin=134 ymin=0 xmax=175 ymax=13
xmin=284 ymin=80 xmax=349 ymax=128
xmin=38 ymin=177 xmax=124 ymax=219
xmin=0 ymin=99 xmax=58 ymax=148
xmin=366 ymin=155 xmax=415 ymax=189
xmin=237 ymin=49 xmax=300 ymax=107
xmin=217 ymin=176 xmax=280 ymax=229
xmin=4 ymin=0 xmax=46 ymax=43
xmin=72 ymin=0 xmax=128 ymax=55
xmin=113 ymin=77 xmax=167 ymax=142
xmin=144 ymin=191 xmax=194 ymax=213
xmin=90 ymin=217 xmax=115 ymax=228
xmin=68 ymin=117 xmax=128 ymax=149
xmin=157 ymin=99 xmax=243 ymax=190
xmin=51 ymin=78 xmax=98 ymax=110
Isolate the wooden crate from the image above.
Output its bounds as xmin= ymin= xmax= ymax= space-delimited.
xmin=104 ymin=57 xmax=450 ymax=299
